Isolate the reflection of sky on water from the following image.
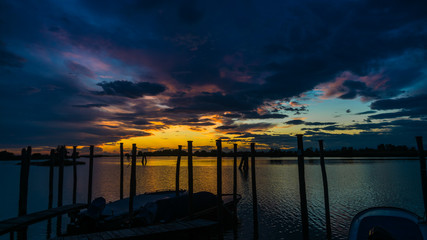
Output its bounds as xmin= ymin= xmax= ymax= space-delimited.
xmin=0 ymin=157 xmax=424 ymax=239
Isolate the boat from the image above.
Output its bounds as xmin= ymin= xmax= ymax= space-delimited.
xmin=348 ymin=207 xmax=427 ymax=240
xmin=349 ymin=137 xmax=427 ymax=240
xmin=66 ymin=190 xmax=241 ymax=235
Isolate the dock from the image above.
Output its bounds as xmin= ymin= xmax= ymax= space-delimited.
xmin=0 ymin=204 xmax=87 ymax=235
xmin=55 ymin=219 xmax=217 ymax=240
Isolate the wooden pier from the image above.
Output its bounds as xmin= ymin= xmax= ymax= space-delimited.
xmin=55 ymin=219 xmax=217 ymax=240
xmin=0 ymin=204 xmax=87 ymax=235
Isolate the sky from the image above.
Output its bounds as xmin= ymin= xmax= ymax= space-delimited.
xmin=0 ymin=0 xmax=426 ymax=154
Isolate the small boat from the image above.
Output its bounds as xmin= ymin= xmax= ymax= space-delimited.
xmin=349 ymin=137 xmax=427 ymax=240
xmin=349 ymin=207 xmax=427 ymax=240
xmin=67 ymin=190 xmax=240 ymax=235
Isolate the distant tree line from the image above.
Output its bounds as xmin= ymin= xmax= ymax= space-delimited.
xmin=0 ymin=143 xmax=424 ymax=160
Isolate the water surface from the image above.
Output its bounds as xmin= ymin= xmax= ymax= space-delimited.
xmin=0 ymin=157 xmax=423 ymax=239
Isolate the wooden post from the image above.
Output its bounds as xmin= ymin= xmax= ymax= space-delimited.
xmin=216 ymin=140 xmax=223 ymax=239
xmin=233 ymin=143 xmax=238 ymax=237
xmin=416 ymin=136 xmax=427 ymax=214
xmin=176 ymin=145 xmax=182 ymax=196
xmin=18 ymin=146 xmax=30 ymax=240
xmin=18 ymin=147 xmax=30 ymax=216
xmin=57 ymin=146 xmax=65 ymax=235
xmin=120 ymin=143 xmax=124 ymax=200
xmin=47 ymin=149 xmax=54 ymax=239
xmin=188 ymin=141 xmax=194 ymax=218
xmin=88 ymin=145 xmax=94 ymax=205
xmin=250 ymin=143 xmax=259 ymax=239
xmin=129 ymin=144 xmax=137 ymax=218
xmin=319 ymin=140 xmax=332 ymax=240
xmin=72 ymin=146 xmax=77 ymax=204
xmin=297 ymin=135 xmax=309 ymax=240
xmin=48 ymin=149 xmax=55 ymax=209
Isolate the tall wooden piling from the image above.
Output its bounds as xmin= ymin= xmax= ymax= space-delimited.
xmin=120 ymin=143 xmax=124 ymax=200
xmin=129 ymin=144 xmax=137 ymax=218
xmin=416 ymin=136 xmax=427 ymax=214
xmin=188 ymin=141 xmax=194 ymax=218
xmin=47 ymin=149 xmax=54 ymax=240
xmin=297 ymin=135 xmax=309 ymax=240
xmin=18 ymin=146 xmax=30 ymax=240
xmin=250 ymin=143 xmax=259 ymax=239
xmin=88 ymin=145 xmax=94 ymax=205
xmin=216 ymin=140 xmax=223 ymax=239
xmin=233 ymin=143 xmax=238 ymax=237
xmin=319 ymin=140 xmax=331 ymax=240
xmin=176 ymin=145 xmax=182 ymax=196
xmin=18 ymin=147 xmax=31 ymax=216
xmin=57 ymin=146 xmax=65 ymax=235
xmin=72 ymin=146 xmax=77 ymax=204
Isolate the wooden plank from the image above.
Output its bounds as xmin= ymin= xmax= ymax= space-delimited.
xmin=55 ymin=219 xmax=217 ymax=240
xmin=0 ymin=204 xmax=87 ymax=235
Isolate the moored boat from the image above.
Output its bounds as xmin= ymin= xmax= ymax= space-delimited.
xmin=66 ymin=190 xmax=240 ymax=235
xmin=349 ymin=207 xmax=427 ymax=240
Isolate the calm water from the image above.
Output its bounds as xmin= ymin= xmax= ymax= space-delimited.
xmin=0 ymin=157 xmax=424 ymax=239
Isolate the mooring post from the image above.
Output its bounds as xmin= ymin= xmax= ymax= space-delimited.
xmin=87 ymin=145 xmax=94 ymax=205
xmin=48 ymin=149 xmax=55 ymax=208
xmin=120 ymin=143 xmax=124 ymax=200
xmin=72 ymin=146 xmax=77 ymax=204
xmin=17 ymin=146 xmax=30 ymax=240
xmin=176 ymin=145 xmax=182 ymax=196
xmin=18 ymin=147 xmax=30 ymax=216
xmin=297 ymin=135 xmax=309 ymax=240
xmin=233 ymin=143 xmax=238 ymax=237
xmin=251 ymin=143 xmax=259 ymax=239
xmin=319 ymin=140 xmax=332 ymax=240
xmin=47 ymin=149 xmax=54 ymax=240
xmin=188 ymin=141 xmax=194 ymax=218
xmin=57 ymin=146 xmax=65 ymax=235
xmin=129 ymin=144 xmax=137 ymax=218
xmin=216 ymin=140 xmax=223 ymax=239
xmin=416 ymin=136 xmax=427 ymax=215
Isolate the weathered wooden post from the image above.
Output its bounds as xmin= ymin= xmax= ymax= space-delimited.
xmin=18 ymin=146 xmax=31 ymax=240
xmin=72 ymin=146 xmax=77 ymax=204
xmin=88 ymin=145 xmax=94 ymax=205
xmin=416 ymin=136 xmax=427 ymax=214
xmin=233 ymin=143 xmax=238 ymax=237
xmin=129 ymin=144 xmax=137 ymax=218
xmin=57 ymin=146 xmax=65 ymax=235
xmin=251 ymin=143 xmax=259 ymax=239
xmin=216 ymin=140 xmax=223 ymax=239
xmin=297 ymin=134 xmax=309 ymax=240
xmin=176 ymin=145 xmax=182 ymax=196
xmin=120 ymin=143 xmax=124 ymax=200
xmin=319 ymin=140 xmax=331 ymax=240
xmin=18 ymin=146 xmax=30 ymax=216
xmin=188 ymin=141 xmax=194 ymax=218
xmin=47 ymin=149 xmax=54 ymax=239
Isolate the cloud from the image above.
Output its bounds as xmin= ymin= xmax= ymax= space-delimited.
xmin=0 ymin=47 xmax=26 ymax=68
xmin=66 ymin=60 xmax=95 ymax=78
xmin=285 ymin=119 xmax=305 ymax=125
xmin=96 ymin=80 xmax=166 ymax=98
xmin=72 ymin=103 xmax=109 ymax=108
xmin=369 ymin=94 xmax=427 ymax=119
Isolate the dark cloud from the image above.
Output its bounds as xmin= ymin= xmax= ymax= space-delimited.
xmin=369 ymin=94 xmax=427 ymax=119
xmin=0 ymin=47 xmax=25 ymax=68
xmin=96 ymin=80 xmax=166 ymax=98
xmin=354 ymin=110 xmax=377 ymax=115
xmin=285 ymin=120 xmax=305 ymax=125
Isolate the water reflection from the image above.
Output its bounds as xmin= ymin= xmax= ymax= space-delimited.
xmin=0 ymin=157 xmax=424 ymax=240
